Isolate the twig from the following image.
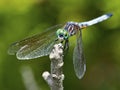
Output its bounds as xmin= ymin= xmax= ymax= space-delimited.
xmin=42 ymin=43 xmax=64 ymax=90
xmin=21 ymin=66 xmax=40 ymax=90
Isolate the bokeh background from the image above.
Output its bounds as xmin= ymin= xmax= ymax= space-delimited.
xmin=0 ymin=0 xmax=120 ymax=90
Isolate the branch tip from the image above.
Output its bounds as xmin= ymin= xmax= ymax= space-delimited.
xmin=42 ymin=71 xmax=50 ymax=80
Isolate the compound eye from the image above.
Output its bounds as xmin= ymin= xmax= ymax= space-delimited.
xmin=64 ymin=33 xmax=69 ymax=39
xmin=65 ymin=33 xmax=68 ymax=36
xmin=59 ymin=34 xmax=63 ymax=37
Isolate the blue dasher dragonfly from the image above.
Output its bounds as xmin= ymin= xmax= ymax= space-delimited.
xmin=8 ymin=13 xmax=112 ymax=79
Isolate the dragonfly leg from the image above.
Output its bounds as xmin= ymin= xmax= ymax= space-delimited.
xmin=64 ymin=39 xmax=69 ymax=51
xmin=55 ymin=38 xmax=69 ymax=51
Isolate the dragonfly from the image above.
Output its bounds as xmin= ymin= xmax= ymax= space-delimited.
xmin=8 ymin=13 xmax=112 ymax=79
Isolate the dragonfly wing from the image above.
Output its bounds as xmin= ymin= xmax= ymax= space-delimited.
xmin=79 ymin=13 xmax=112 ymax=27
xmin=8 ymin=24 xmax=62 ymax=60
xmin=16 ymin=36 xmax=56 ymax=60
xmin=73 ymin=29 xmax=86 ymax=79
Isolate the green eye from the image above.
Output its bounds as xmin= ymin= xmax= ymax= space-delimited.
xmin=56 ymin=29 xmax=63 ymax=36
xmin=64 ymin=32 xmax=69 ymax=39
xmin=65 ymin=33 xmax=67 ymax=36
xmin=56 ymin=29 xmax=69 ymax=40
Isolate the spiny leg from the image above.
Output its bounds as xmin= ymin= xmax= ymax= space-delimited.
xmin=63 ymin=39 xmax=69 ymax=52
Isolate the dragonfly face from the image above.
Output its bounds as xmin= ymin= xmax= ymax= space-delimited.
xmin=56 ymin=29 xmax=69 ymax=42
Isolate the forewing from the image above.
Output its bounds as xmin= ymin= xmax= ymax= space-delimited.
xmin=8 ymin=24 xmax=62 ymax=60
xmin=73 ymin=29 xmax=86 ymax=79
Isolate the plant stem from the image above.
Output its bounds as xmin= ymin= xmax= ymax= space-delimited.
xmin=42 ymin=43 xmax=64 ymax=90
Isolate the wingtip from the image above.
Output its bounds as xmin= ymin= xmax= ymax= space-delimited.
xmin=7 ymin=48 xmax=15 ymax=55
xmin=77 ymin=64 xmax=86 ymax=79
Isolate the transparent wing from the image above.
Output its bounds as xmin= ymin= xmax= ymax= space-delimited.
xmin=73 ymin=29 xmax=86 ymax=79
xmin=8 ymin=24 xmax=62 ymax=60
xmin=79 ymin=13 xmax=112 ymax=27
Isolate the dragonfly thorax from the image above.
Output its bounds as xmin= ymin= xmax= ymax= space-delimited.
xmin=64 ymin=22 xmax=80 ymax=36
xmin=56 ymin=29 xmax=69 ymax=41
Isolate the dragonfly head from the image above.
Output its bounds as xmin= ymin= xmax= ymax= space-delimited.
xmin=56 ymin=29 xmax=69 ymax=41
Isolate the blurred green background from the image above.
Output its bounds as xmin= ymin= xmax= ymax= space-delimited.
xmin=0 ymin=0 xmax=120 ymax=90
